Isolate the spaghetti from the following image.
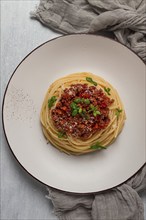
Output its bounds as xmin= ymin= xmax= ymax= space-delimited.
xmin=40 ymin=72 xmax=126 ymax=155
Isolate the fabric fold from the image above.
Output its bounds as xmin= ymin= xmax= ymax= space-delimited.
xmin=47 ymin=165 xmax=146 ymax=220
xmin=31 ymin=0 xmax=146 ymax=61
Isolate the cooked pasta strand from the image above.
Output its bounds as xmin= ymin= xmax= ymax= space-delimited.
xmin=40 ymin=72 xmax=126 ymax=155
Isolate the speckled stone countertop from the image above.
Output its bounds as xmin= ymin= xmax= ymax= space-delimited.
xmin=1 ymin=1 xmax=146 ymax=219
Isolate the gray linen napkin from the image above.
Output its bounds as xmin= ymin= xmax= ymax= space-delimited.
xmin=47 ymin=166 xmax=146 ymax=220
xmin=31 ymin=0 xmax=146 ymax=62
xmin=31 ymin=0 xmax=146 ymax=219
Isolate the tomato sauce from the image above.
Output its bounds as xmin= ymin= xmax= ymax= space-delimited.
xmin=51 ymin=84 xmax=114 ymax=139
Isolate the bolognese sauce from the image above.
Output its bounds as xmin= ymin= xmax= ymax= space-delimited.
xmin=51 ymin=84 xmax=114 ymax=139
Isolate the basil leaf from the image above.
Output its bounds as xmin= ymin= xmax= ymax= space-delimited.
xmin=79 ymin=108 xmax=82 ymax=113
xmin=74 ymin=98 xmax=82 ymax=103
xmin=104 ymin=87 xmax=111 ymax=95
xmin=86 ymin=77 xmax=97 ymax=86
xmin=89 ymin=104 xmax=100 ymax=117
xmin=48 ymin=96 xmax=57 ymax=109
xmin=58 ymin=131 xmax=66 ymax=138
xmin=93 ymin=111 xmax=97 ymax=117
xmin=72 ymin=109 xmax=78 ymax=116
xmin=84 ymin=99 xmax=90 ymax=104
xmin=91 ymin=142 xmax=107 ymax=150
xmin=89 ymin=104 xmax=96 ymax=111
xmin=81 ymin=98 xmax=85 ymax=103
xmin=70 ymin=102 xmax=77 ymax=109
xmin=93 ymin=110 xmax=101 ymax=117
xmin=115 ymin=108 xmax=122 ymax=118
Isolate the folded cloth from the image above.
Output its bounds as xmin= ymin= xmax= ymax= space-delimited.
xmin=31 ymin=0 xmax=146 ymax=62
xmin=31 ymin=1 xmax=146 ymax=219
xmin=47 ymin=165 xmax=146 ymax=220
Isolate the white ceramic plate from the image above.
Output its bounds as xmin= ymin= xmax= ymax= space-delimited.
xmin=2 ymin=34 xmax=145 ymax=193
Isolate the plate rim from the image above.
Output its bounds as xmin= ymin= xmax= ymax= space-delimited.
xmin=2 ymin=33 xmax=146 ymax=194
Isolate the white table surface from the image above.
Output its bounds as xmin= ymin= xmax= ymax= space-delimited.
xmin=1 ymin=1 xmax=146 ymax=219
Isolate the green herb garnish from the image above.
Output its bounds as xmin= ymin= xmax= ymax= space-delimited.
xmin=88 ymin=104 xmax=95 ymax=112
xmin=70 ymin=98 xmax=91 ymax=117
xmin=58 ymin=131 xmax=66 ymax=138
xmin=74 ymin=98 xmax=82 ymax=103
xmin=79 ymin=108 xmax=83 ymax=114
xmin=84 ymin=99 xmax=90 ymax=104
xmin=80 ymin=98 xmax=84 ymax=103
xmin=72 ymin=109 xmax=78 ymax=116
xmin=89 ymin=104 xmax=101 ymax=117
xmin=70 ymin=102 xmax=79 ymax=116
xmin=91 ymin=142 xmax=107 ymax=150
xmin=79 ymin=109 xmax=89 ymax=119
xmin=86 ymin=77 xmax=97 ymax=86
xmin=74 ymin=98 xmax=90 ymax=105
xmin=93 ymin=110 xmax=101 ymax=117
xmin=104 ymin=87 xmax=111 ymax=95
xmin=48 ymin=96 xmax=57 ymax=109
xmin=70 ymin=102 xmax=78 ymax=109
xmin=115 ymin=108 xmax=122 ymax=118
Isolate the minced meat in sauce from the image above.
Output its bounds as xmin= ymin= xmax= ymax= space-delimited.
xmin=51 ymin=84 xmax=114 ymax=139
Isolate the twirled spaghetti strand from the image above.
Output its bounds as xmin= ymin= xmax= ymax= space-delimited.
xmin=40 ymin=72 xmax=126 ymax=155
